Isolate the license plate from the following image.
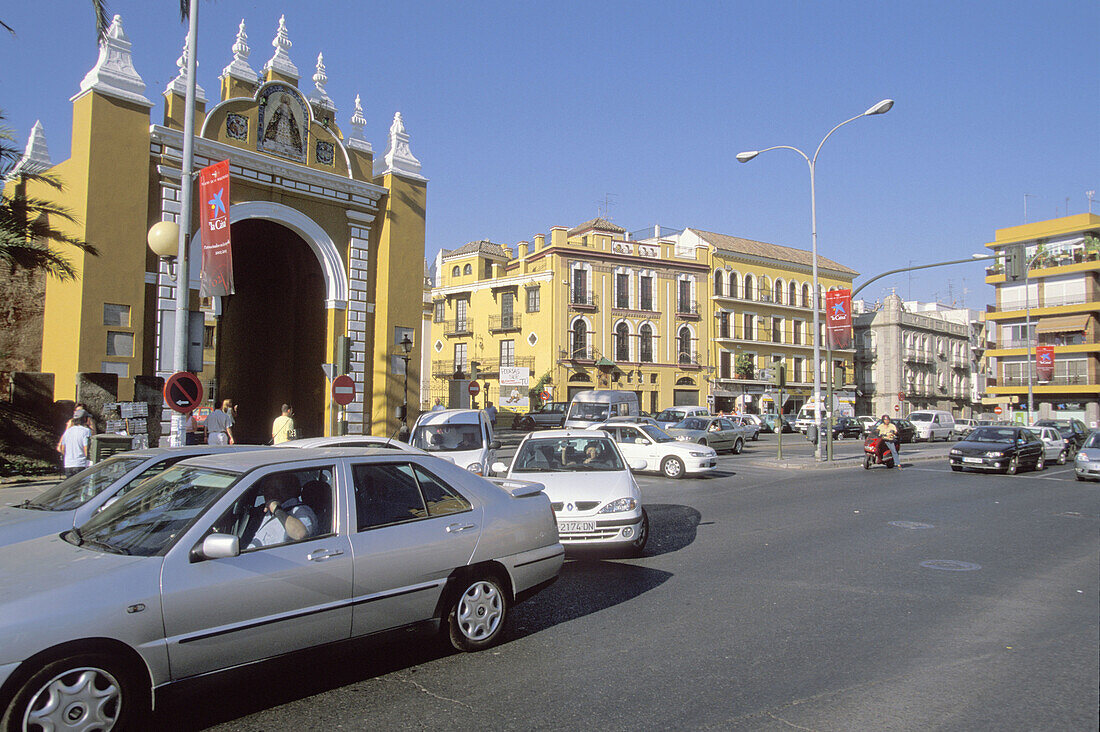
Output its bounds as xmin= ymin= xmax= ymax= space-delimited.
xmin=963 ymin=457 xmax=983 ymax=464
xmin=557 ymin=521 xmax=595 ymax=533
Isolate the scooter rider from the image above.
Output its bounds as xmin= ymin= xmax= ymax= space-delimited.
xmin=877 ymin=415 xmax=901 ymax=468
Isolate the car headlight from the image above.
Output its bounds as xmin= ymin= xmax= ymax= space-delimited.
xmin=689 ymin=451 xmax=710 ymax=457
xmin=984 ymin=451 xmax=1003 ymax=458
xmin=466 ymin=462 xmax=483 ymax=474
xmin=950 ymin=449 xmax=961 ymax=456
xmin=1075 ymin=452 xmax=1088 ymax=462
xmin=598 ymin=497 xmax=637 ymax=514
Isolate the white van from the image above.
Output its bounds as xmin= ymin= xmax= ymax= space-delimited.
xmin=653 ymin=406 xmax=710 ymax=430
xmin=563 ymin=390 xmax=640 ymax=429
xmin=906 ymin=410 xmax=955 ymax=441
xmin=409 ymin=409 xmax=499 ymax=475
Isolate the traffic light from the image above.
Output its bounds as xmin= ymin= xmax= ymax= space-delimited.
xmin=834 ymin=364 xmax=846 ymax=389
xmin=469 ymin=360 xmax=480 ymax=381
xmin=772 ymin=364 xmax=786 ymax=388
xmin=1005 ymin=244 xmax=1024 ymax=281
xmin=336 ymin=336 xmax=351 ymax=375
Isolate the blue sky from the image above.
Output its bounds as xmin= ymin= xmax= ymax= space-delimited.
xmin=2 ymin=1 xmax=1097 ymax=310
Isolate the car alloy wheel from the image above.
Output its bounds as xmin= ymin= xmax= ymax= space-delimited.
xmin=661 ymin=456 xmax=685 ymax=479
xmin=731 ymin=439 xmax=743 ymax=455
xmin=1006 ymin=456 xmax=1019 ymax=476
xmin=447 ymin=575 xmax=508 ymax=652
xmin=1035 ymin=453 xmax=1045 ymax=471
xmin=1057 ymin=449 xmax=1067 ymax=465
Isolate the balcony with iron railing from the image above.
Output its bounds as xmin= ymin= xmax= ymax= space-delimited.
xmin=559 ymin=345 xmax=597 ymax=362
xmin=443 ymin=319 xmax=473 ymax=337
xmin=488 ymin=313 xmax=522 ymax=333
xmin=568 ymin=288 xmax=598 ymax=310
xmin=476 ymin=355 xmax=536 ymax=373
xmin=676 ymin=299 xmax=701 ymax=319
xmin=711 ymin=290 xmax=824 ymax=312
xmin=676 ymin=352 xmax=703 ymax=369
xmin=998 ymin=373 xmax=1091 ymax=387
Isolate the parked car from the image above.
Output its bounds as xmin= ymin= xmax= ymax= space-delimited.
xmin=1073 ymin=431 xmax=1100 ymax=481
xmin=0 ymin=448 xmax=563 ymax=728
xmin=563 ymin=390 xmax=640 ymax=429
xmin=1034 ymin=418 xmax=1090 ymax=454
xmin=591 ymin=421 xmax=718 ymax=479
xmin=653 ymin=406 xmax=710 ymax=430
xmin=285 ymin=435 xmax=426 ymax=453
xmin=513 ymin=401 xmax=567 ymax=431
xmin=409 ymin=409 xmax=499 ymax=475
xmin=604 ymin=415 xmax=662 ymax=429
xmin=1025 ymin=425 xmax=1070 ymax=465
xmin=493 ymin=430 xmax=647 ymax=554
xmin=762 ymin=414 xmax=796 ymax=434
xmin=729 ymin=415 xmax=761 ymax=440
xmin=829 ymin=417 xmax=864 ymax=440
xmin=952 ymin=418 xmax=979 ymax=439
xmin=0 ymin=446 xmax=264 ymax=549
xmin=666 ymin=416 xmax=747 ymax=454
xmin=907 ymin=410 xmax=956 ymax=441
xmin=857 ymin=416 xmax=876 ymax=435
xmin=949 ymin=425 xmax=1045 ymax=474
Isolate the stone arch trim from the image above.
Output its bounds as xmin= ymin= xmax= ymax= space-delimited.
xmin=228 ymin=201 xmax=349 ymax=309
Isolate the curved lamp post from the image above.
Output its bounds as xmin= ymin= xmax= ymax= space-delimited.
xmin=399 ymin=333 xmax=414 ymax=436
xmin=737 ymin=99 xmax=893 ymax=460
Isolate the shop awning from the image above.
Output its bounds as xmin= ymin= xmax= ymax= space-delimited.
xmin=1036 ymin=314 xmax=1092 ymax=334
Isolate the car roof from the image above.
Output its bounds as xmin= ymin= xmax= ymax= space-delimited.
xmin=591 ymin=421 xmax=654 ymax=428
xmin=106 ymin=445 xmax=264 ymax=460
xmin=176 ymin=447 xmax=427 ymax=471
xmin=523 ymin=429 xmax=612 ymax=440
xmin=415 ymin=410 xmax=483 ymax=425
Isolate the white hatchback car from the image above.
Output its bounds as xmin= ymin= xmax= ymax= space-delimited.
xmin=493 ymin=430 xmax=647 ymax=555
xmin=590 ymin=422 xmax=717 ymax=479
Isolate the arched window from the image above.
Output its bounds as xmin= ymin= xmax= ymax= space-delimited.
xmin=615 ymin=322 xmax=630 ymax=361
xmin=463 ymin=263 xmax=472 ymax=275
xmin=713 ymin=270 xmax=724 ymax=297
xmin=639 ymin=324 xmax=654 ymax=363
xmin=729 ymin=272 xmax=740 ymax=299
xmin=801 ymin=284 xmax=810 ymax=308
xmin=675 ymin=377 xmax=696 ymax=386
xmin=572 ymin=319 xmax=587 ymax=358
xmin=678 ymin=327 xmax=692 ymax=364
xmin=788 ymin=281 xmax=797 ymax=306
xmin=759 ymin=277 xmax=770 ymax=301
xmin=744 ymin=274 xmax=755 ymax=301
xmin=774 ymin=279 xmax=784 ymax=304
xmin=451 ymin=266 xmax=460 ymax=277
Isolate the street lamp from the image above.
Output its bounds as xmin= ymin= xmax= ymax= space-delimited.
xmin=737 ymin=99 xmax=893 ymax=460
xmin=399 ymin=333 xmax=414 ymax=435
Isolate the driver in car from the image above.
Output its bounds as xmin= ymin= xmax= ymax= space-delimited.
xmin=248 ymin=473 xmax=317 ymax=548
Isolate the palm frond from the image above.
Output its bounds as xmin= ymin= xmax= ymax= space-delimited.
xmin=92 ymin=1 xmax=111 ymax=43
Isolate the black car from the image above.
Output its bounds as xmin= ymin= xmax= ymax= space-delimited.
xmin=762 ymin=414 xmax=795 ymax=434
xmin=1034 ymin=418 xmax=1089 ymax=454
xmin=949 ymin=425 xmax=1045 ymax=474
xmin=513 ymin=401 xmax=567 ymax=431
xmin=830 ymin=417 xmax=864 ymax=439
xmin=869 ymin=419 xmax=915 ymax=444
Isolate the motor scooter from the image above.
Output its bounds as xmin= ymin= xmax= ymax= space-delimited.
xmin=863 ymin=436 xmax=896 ymax=469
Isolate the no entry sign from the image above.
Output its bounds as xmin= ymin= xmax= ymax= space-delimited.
xmin=332 ymin=375 xmax=356 ymax=406
xmin=468 ymin=381 xmax=481 ymax=396
xmin=164 ymin=371 xmax=203 ymax=414
xmin=993 ymin=406 xmax=1003 ymax=415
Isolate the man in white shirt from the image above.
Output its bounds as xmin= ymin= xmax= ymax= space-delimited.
xmin=206 ymin=399 xmax=235 ymax=445
xmin=57 ymin=415 xmax=92 ymax=477
xmin=248 ymin=474 xmax=317 ymax=548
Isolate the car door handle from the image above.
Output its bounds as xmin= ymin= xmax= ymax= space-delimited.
xmin=446 ymin=523 xmax=477 ymax=533
xmin=307 ymin=548 xmax=344 ymax=562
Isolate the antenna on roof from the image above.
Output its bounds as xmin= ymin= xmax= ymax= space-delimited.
xmin=596 ymin=193 xmax=617 ymax=220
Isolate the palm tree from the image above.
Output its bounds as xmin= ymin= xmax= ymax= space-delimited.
xmin=0 ymin=114 xmax=98 ymax=279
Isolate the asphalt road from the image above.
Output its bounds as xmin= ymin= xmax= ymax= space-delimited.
xmin=144 ymin=449 xmax=1098 ymax=731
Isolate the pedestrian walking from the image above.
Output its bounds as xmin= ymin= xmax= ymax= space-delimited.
xmin=432 ymin=398 xmax=445 ymax=411
xmin=57 ymin=414 xmax=92 ymax=477
xmin=206 ymin=399 xmax=236 ymax=445
xmin=485 ymin=401 xmax=497 ymax=428
xmin=271 ymin=404 xmax=296 ymax=444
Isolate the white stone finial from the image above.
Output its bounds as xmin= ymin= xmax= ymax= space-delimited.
xmin=221 ymin=18 xmax=259 ymax=85
xmin=7 ymin=121 xmax=53 ymax=178
xmin=164 ymin=35 xmax=207 ymax=102
xmin=308 ymin=51 xmax=335 ymax=112
xmin=374 ymin=111 xmax=424 ymax=180
xmin=72 ymin=14 xmax=153 ymax=107
xmin=347 ymin=94 xmax=371 ymax=153
xmin=262 ymin=14 xmax=299 ymax=81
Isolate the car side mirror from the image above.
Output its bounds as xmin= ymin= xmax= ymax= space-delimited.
xmin=192 ymin=533 xmax=240 ymax=562
xmin=635 ymin=438 xmax=648 ymax=444
xmin=491 ymin=461 xmax=508 ymax=475
xmin=628 ymin=459 xmax=647 ymax=471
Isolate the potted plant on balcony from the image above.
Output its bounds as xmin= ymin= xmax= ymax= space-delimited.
xmin=735 ymin=354 xmax=755 ymax=379
xmin=1084 ymin=235 xmax=1100 ymax=262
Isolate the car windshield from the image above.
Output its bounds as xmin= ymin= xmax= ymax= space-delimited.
xmin=1036 ymin=420 xmax=1075 ymax=435
xmin=676 ymin=417 xmax=709 ymax=431
xmin=67 ymin=465 xmax=239 ymax=556
xmin=907 ymin=412 xmax=932 ymax=423
xmin=1083 ymin=433 xmax=1100 ymax=449
xmin=567 ymin=402 xmax=612 ymax=421
xmin=411 ymin=423 xmax=483 ymax=452
xmin=24 ymin=455 xmax=146 ymax=511
xmin=640 ymin=425 xmax=675 ymax=443
xmin=655 ymin=410 xmax=685 ymax=422
xmin=512 ymin=437 xmax=625 ymax=473
xmin=967 ymin=427 xmax=1017 ymax=443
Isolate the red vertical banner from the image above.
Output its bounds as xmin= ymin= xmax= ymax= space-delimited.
xmin=825 ymin=289 xmax=852 ymax=350
xmin=1035 ymin=345 xmax=1055 ymax=382
xmin=198 ymin=160 xmax=234 ymax=297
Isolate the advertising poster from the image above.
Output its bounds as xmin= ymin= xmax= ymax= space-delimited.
xmin=499 ymin=366 xmax=530 ymax=409
xmin=1036 ymin=345 xmax=1055 ymax=382
xmin=198 ymin=159 xmax=234 ymax=297
xmin=825 ymin=289 xmax=852 ymax=350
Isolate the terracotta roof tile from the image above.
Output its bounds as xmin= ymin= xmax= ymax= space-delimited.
xmin=568 ymin=217 xmax=627 ymax=236
xmin=441 ymin=240 xmax=509 ymax=260
xmin=691 ymin=228 xmax=858 ymax=275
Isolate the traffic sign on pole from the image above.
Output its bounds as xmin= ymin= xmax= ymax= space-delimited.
xmin=898 ymin=391 xmax=905 ymax=400
xmin=164 ymin=371 xmax=203 ymax=414
xmin=468 ymin=381 xmax=481 ymax=397
xmin=993 ymin=406 xmax=1003 ymax=415
xmin=894 ymin=404 xmax=900 ymax=412
xmin=539 ymin=390 xmax=552 ymax=402
xmin=332 ymin=374 xmax=356 ymax=406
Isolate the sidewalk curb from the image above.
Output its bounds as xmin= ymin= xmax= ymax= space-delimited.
xmin=737 ymin=450 xmax=950 ymax=470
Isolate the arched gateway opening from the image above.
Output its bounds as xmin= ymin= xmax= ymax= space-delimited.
xmin=217 ymin=219 xmax=326 ymax=443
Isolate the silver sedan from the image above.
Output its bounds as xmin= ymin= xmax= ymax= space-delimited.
xmin=666 ymin=416 xmax=748 ymax=454
xmin=0 ymin=448 xmax=562 ymax=728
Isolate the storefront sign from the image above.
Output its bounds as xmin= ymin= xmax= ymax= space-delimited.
xmin=1036 ymin=345 xmax=1055 ymax=382
xmin=198 ymin=159 xmax=234 ymax=297
xmin=825 ymin=289 xmax=852 ymax=349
